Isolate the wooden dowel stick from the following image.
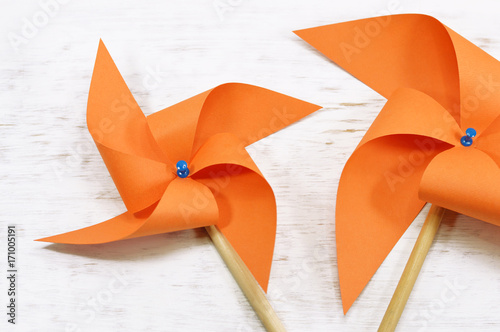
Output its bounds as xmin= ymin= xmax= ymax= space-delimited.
xmin=378 ymin=204 xmax=446 ymax=332
xmin=205 ymin=225 xmax=287 ymax=332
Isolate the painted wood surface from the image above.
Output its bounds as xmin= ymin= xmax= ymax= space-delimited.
xmin=1 ymin=0 xmax=500 ymax=331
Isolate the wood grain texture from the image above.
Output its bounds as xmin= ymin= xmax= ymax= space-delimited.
xmin=1 ymin=1 xmax=500 ymax=331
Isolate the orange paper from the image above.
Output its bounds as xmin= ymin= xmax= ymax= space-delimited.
xmin=296 ymin=14 xmax=500 ymax=312
xmin=38 ymin=40 xmax=321 ymax=291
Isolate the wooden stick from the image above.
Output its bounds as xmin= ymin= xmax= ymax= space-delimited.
xmin=205 ymin=225 xmax=287 ymax=332
xmin=378 ymin=204 xmax=446 ymax=332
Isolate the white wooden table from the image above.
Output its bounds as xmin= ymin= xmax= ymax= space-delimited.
xmin=2 ymin=1 xmax=500 ymax=331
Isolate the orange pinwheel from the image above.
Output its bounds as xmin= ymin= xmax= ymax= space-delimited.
xmin=38 ymin=40 xmax=320 ymax=295
xmin=296 ymin=14 xmax=500 ymax=313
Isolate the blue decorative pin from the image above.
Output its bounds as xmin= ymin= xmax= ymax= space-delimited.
xmin=460 ymin=128 xmax=477 ymax=147
xmin=176 ymin=160 xmax=189 ymax=178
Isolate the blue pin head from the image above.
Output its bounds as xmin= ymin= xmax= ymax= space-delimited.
xmin=460 ymin=128 xmax=477 ymax=147
xmin=465 ymin=128 xmax=476 ymax=138
xmin=176 ymin=160 xmax=189 ymax=178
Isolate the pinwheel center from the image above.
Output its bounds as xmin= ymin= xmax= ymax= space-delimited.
xmin=176 ymin=160 xmax=190 ymax=178
xmin=460 ymin=128 xmax=476 ymax=147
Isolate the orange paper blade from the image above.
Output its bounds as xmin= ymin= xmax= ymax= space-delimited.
xmin=38 ymin=178 xmax=219 ymax=243
xmin=420 ymin=147 xmax=500 ymax=225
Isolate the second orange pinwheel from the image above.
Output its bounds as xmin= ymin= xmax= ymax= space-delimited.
xmin=296 ymin=14 xmax=500 ymax=313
